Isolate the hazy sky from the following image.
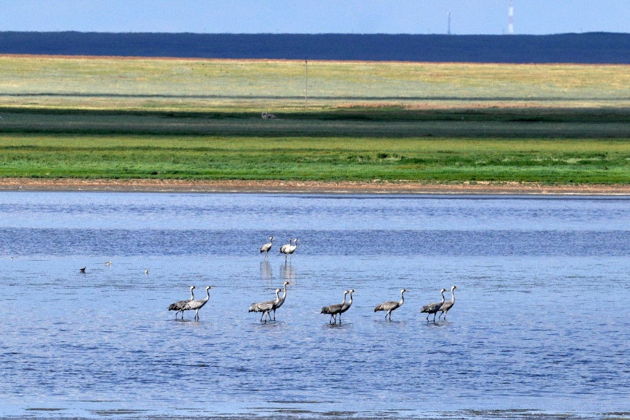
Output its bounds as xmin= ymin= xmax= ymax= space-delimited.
xmin=2 ymin=0 xmax=629 ymax=35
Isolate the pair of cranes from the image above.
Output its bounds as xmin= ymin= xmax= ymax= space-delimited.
xmin=420 ymin=285 xmax=458 ymax=321
xmin=248 ymin=280 xmax=290 ymax=322
xmin=370 ymin=287 xmax=457 ymax=323
xmin=168 ymin=285 xmax=212 ymax=321
xmin=260 ymin=236 xmax=298 ymax=260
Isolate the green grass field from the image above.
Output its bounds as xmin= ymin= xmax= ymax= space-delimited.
xmin=0 ymin=55 xmax=629 ymax=184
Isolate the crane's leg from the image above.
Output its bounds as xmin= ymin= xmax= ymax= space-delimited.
xmin=433 ymin=312 xmax=437 ymax=322
xmin=195 ymin=310 xmax=200 ymax=321
xmin=425 ymin=313 xmax=430 ymax=321
xmin=338 ymin=313 xmax=342 ymax=324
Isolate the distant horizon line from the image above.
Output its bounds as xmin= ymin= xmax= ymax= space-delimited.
xmin=1 ymin=30 xmax=628 ymax=37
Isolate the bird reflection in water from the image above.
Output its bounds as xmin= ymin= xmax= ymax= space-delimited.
xmin=259 ymin=260 xmax=273 ymax=282
xmin=280 ymin=261 xmax=296 ymax=283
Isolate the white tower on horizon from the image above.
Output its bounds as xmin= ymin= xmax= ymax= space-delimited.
xmin=507 ymin=1 xmax=515 ymax=34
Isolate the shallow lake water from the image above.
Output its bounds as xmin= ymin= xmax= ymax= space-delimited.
xmin=0 ymin=192 xmax=629 ymax=419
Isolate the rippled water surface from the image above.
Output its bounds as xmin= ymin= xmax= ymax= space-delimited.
xmin=0 ymin=192 xmax=629 ymax=419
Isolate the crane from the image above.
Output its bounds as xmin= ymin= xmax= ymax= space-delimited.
xmin=421 ymin=288 xmax=447 ymax=322
xmin=168 ymin=285 xmax=195 ymax=320
xmin=374 ymin=289 xmax=408 ymax=321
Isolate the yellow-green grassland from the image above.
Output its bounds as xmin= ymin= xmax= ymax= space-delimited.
xmin=0 ymin=55 xmax=629 ymax=188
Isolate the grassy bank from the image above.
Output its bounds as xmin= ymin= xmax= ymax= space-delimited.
xmin=0 ymin=56 xmax=628 ymax=185
xmin=1 ymin=133 xmax=629 ymax=184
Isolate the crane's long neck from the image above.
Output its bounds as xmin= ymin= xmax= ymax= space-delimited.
xmin=440 ymin=290 xmax=446 ymax=304
xmin=189 ymin=288 xmax=195 ymax=300
xmin=451 ymin=289 xmax=456 ymax=304
xmin=275 ymin=289 xmax=281 ymax=303
xmin=341 ymin=292 xmax=348 ymax=305
xmin=282 ymin=283 xmax=288 ymax=300
xmin=204 ymin=288 xmax=211 ymax=301
xmin=346 ymin=292 xmax=353 ymax=307
xmin=399 ymin=291 xmax=405 ymax=305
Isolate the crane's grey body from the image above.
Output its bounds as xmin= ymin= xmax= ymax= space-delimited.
xmin=439 ymin=285 xmax=457 ymax=320
xmin=374 ymin=289 xmax=408 ymax=321
xmin=321 ymin=290 xmax=348 ymax=324
xmin=184 ymin=286 xmax=212 ymax=321
xmin=168 ymin=286 xmax=195 ymax=320
xmin=421 ymin=288 xmax=447 ymax=321
xmin=249 ymin=288 xmax=281 ymax=322
xmin=270 ymin=281 xmax=290 ymax=320
xmin=259 ymin=236 xmax=274 ymax=258
xmin=280 ymin=238 xmax=298 ymax=260
xmin=322 ymin=289 xmax=355 ymax=324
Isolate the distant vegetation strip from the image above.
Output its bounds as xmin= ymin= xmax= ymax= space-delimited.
xmin=1 ymin=108 xmax=629 ymax=139
xmin=0 ymin=56 xmax=628 ymax=112
xmin=1 ymin=133 xmax=629 ymax=184
xmin=1 ymin=32 xmax=629 ymax=63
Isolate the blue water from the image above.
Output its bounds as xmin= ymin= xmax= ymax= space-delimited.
xmin=0 ymin=192 xmax=629 ymax=419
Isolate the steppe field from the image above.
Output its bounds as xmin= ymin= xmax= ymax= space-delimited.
xmin=0 ymin=55 xmax=629 ymax=186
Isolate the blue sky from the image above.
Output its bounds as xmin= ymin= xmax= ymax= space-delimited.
xmin=2 ymin=0 xmax=628 ymax=35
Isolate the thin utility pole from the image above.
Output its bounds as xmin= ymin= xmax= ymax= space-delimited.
xmin=304 ymin=59 xmax=308 ymax=108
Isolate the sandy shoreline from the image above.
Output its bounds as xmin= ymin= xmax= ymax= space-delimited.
xmin=0 ymin=178 xmax=629 ymax=195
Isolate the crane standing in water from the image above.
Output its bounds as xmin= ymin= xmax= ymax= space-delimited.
xmin=184 ymin=286 xmax=212 ymax=321
xmin=249 ymin=288 xmax=281 ymax=322
xmin=421 ymin=288 xmax=447 ymax=322
xmin=270 ymin=281 xmax=290 ymax=321
xmin=259 ymin=236 xmax=274 ymax=258
xmin=438 ymin=285 xmax=457 ymax=320
xmin=280 ymin=238 xmax=298 ymax=260
xmin=168 ymin=285 xmax=195 ymax=320
xmin=321 ymin=290 xmax=348 ymax=324
xmin=374 ymin=289 xmax=408 ymax=321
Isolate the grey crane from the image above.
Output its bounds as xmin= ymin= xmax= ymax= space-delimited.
xmin=184 ymin=285 xmax=212 ymax=321
xmin=260 ymin=235 xmax=274 ymax=258
xmin=280 ymin=238 xmax=298 ymax=260
xmin=421 ymin=288 xmax=447 ymax=322
xmin=168 ymin=285 xmax=195 ymax=320
xmin=374 ymin=288 xmax=408 ymax=321
xmin=249 ymin=288 xmax=281 ymax=322
xmin=270 ymin=280 xmax=290 ymax=321
xmin=321 ymin=289 xmax=355 ymax=324
xmin=339 ymin=289 xmax=355 ymax=321
xmin=287 ymin=238 xmax=299 ymax=256
xmin=321 ymin=290 xmax=348 ymax=324
xmin=438 ymin=285 xmax=457 ymax=320
xmin=279 ymin=238 xmax=292 ymax=257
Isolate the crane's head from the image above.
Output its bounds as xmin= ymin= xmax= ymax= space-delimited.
xmin=269 ymin=236 xmax=274 ymax=241
xmin=205 ymin=286 xmax=212 ymax=291
xmin=348 ymin=289 xmax=355 ymax=294
xmin=440 ymin=288 xmax=447 ymax=293
xmin=401 ymin=288 xmax=409 ymax=293
xmin=275 ymin=288 xmax=282 ymax=293
xmin=190 ymin=285 xmax=196 ymax=290
xmin=451 ymin=285 xmax=457 ymax=291
xmin=283 ymin=281 xmax=290 ymax=286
